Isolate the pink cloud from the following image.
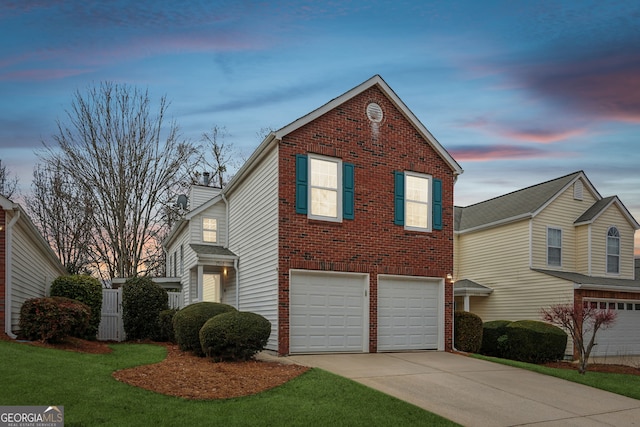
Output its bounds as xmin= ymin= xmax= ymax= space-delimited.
xmin=449 ymin=145 xmax=555 ymax=162
xmin=496 ymin=128 xmax=587 ymax=144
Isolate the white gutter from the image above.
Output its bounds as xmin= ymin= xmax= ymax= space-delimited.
xmin=574 ymin=283 xmax=640 ymax=293
xmin=5 ymin=208 xmax=20 ymax=338
xmin=234 ymin=258 xmax=239 ymax=310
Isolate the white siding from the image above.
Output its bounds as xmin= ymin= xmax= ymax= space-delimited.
xmin=189 ymin=186 xmax=221 ymax=209
xmin=190 ymin=202 xmax=227 ymax=247
xmin=8 ymin=212 xmax=64 ymax=333
xmin=165 ymin=226 xmax=195 ymax=307
xmin=228 ymin=147 xmax=280 ymax=350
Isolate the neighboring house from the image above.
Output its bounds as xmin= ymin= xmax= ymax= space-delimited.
xmin=454 ymin=171 xmax=640 ymax=357
xmin=164 ymin=75 xmax=463 ymax=355
xmin=1 ymin=195 xmax=66 ymax=337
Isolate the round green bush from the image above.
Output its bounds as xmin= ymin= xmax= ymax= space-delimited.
xmin=122 ymin=277 xmax=168 ymax=340
xmin=480 ymin=320 xmax=512 ymax=357
xmin=502 ymin=320 xmax=568 ymax=363
xmin=173 ymin=302 xmax=237 ymax=355
xmin=199 ymin=311 xmax=271 ymax=362
xmin=154 ymin=308 xmax=179 ymax=342
xmin=19 ymin=297 xmax=90 ymax=343
xmin=454 ymin=311 xmax=483 ymax=353
xmin=50 ymin=274 xmax=102 ymax=340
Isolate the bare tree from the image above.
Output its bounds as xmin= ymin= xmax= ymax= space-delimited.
xmin=41 ymin=82 xmax=197 ymax=280
xmin=26 ymin=160 xmax=93 ymax=274
xmin=541 ymin=302 xmax=617 ymax=374
xmin=200 ymin=125 xmax=240 ymax=188
xmin=0 ymin=159 xmax=19 ymax=199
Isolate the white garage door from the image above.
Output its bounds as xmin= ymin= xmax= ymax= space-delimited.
xmin=378 ymin=275 xmax=442 ymax=351
xmin=589 ymin=300 xmax=640 ymax=357
xmin=290 ymin=270 xmax=368 ymax=354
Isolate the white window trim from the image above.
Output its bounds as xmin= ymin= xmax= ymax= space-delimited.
xmin=202 ymin=217 xmax=218 ymax=243
xmin=606 ymin=226 xmax=620 ymax=275
xmin=404 ymin=171 xmax=432 ymax=232
xmin=546 ymin=226 xmax=562 ymax=267
xmin=308 ymin=153 xmax=343 ymax=222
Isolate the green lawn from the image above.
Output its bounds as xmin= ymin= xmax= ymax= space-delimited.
xmin=473 ymin=354 xmax=640 ymax=400
xmin=0 ymin=340 xmax=458 ymax=426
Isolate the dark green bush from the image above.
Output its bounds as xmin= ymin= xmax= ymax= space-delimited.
xmin=154 ymin=308 xmax=179 ymax=342
xmin=454 ymin=311 xmax=483 ymax=353
xmin=122 ymin=277 xmax=168 ymax=340
xmin=480 ymin=320 xmax=512 ymax=357
xmin=501 ymin=320 xmax=567 ymax=363
xmin=50 ymin=275 xmax=103 ymax=340
xmin=19 ymin=297 xmax=90 ymax=343
xmin=173 ymin=302 xmax=237 ymax=355
xmin=200 ymin=311 xmax=271 ymax=362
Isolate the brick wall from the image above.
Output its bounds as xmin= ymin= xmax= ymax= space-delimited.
xmin=277 ymin=85 xmax=456 ymax=354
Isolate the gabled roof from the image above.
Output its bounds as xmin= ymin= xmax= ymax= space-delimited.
xmin=225 ymin=75 xmax=463 ymax=194
xmin=455 ymin=171 xmax=595 ymax=233
xmin=533 ymin=269 xmax=640 ymax=292
xmin=190 ymin=244 xmax=237 ymax=258
xmin=574 ymin=196 xmax=640 ymax=229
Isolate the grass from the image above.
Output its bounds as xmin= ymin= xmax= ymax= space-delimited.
xmin=473 ymin=354 xmax=640 ymax=400
xmin=0 ymin=340 xmax=459 ymax=426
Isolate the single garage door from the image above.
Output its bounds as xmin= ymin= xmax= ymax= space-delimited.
xmin=588 ymin=300 xmax=640 ymax=357
xmin=378 ymin=275 xmax=442 ymax=351
xmin=290 ymin=270 xmax=368 ymax=354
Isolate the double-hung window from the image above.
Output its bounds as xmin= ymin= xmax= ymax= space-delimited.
xmin=547 ymin=227 xmax=562 ymax=267
xmin=607 ymin=226 xmax=620 ymax=274
xmin=295 ymin=154 xmax=354 ymax=222
xmin=202 ymin=217 xmax=217 ymax=243
xmin=394 ymin=171 xmax=442 ymax=232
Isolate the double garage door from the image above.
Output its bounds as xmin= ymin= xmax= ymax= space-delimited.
xmin=587 ymin=299 xmax=640 ymax=357
xmin=289 ymin=270 xmax=443 ymax=354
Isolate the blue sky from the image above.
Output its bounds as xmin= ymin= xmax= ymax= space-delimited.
xmin=1 ymin=1 xmax=639 ymax=250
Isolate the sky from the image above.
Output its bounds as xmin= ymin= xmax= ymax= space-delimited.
xmin=1 ymin=1 xmax=639 ymax=252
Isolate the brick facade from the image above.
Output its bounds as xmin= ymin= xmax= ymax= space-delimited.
xmin=277 ymin=86 xmax=456 ymax=354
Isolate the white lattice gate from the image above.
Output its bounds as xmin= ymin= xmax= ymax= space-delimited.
xmin=99 ymin=289 xmax=125 ymax=341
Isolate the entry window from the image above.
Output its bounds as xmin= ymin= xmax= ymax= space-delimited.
xmin=547 ymin=227 xmax=562 ymax=266
xmin=405 ymin=173 xmax=429 ymax=230
xmin=309 ymin=156 xmax=341 ymax=221
xmin=203 ymin=217 xmax=217 ymax=243
xmin=607 ymin=227 xmax=620 ymax=274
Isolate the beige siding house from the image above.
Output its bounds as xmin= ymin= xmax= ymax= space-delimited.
xmin=454 ymin=171 xmax=640 ymax=357
xmin=1 ymin=195 xmax=66 ymax=337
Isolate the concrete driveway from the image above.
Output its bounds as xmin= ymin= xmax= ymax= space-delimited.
xmin=285 ymin=352 xmax=640 ymax=426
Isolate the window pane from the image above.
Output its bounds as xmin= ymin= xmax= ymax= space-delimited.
xmin=547 ymin=228 xmax=561 ymax=246
xmin=203 ymin=230 xmax=216 ymax=242
xmin=310 ymin=158 xmax=337 ymax=189
xmin=548 ymin=247 xmax=561 ymax=266
xmin=607 ymin=238 xmax=620 ymax=255
xmin=406 ymin=201 xmax=428 ymax=228
xmin=406 ymin=175 xmax=428 ymax=202
xmin=311 ymin=188 xmax=337 ymax=217
xmin=607 ymin=255 xmax=619 ymax=273
xmin=203 ymin=218 xmax=217 ymax=230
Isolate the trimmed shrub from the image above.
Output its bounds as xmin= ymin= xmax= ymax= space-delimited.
xmin=173 ymin=302 xmax=237 ymax=355
xmin=200 ymin=311 xmax=271 ymax=362
xmin=19 ymin=297 xmax=90 ymax=343
xmin=501 ymin=320 xmax=568 ymax=363
xmin=50 ymin=274 xmax=103 ymax=340
xmin=154 ymin=308 xmax=179 ymax=343
xmin=480 ymin=320 xmax=512 ymax=357
xmin=454 ymin=311 xmax=483 ymax=353
xmin=122 ymin=277 xmax=168 ymax=340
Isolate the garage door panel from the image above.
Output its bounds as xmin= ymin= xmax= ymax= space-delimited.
xmin=290 ymin=271 xmax=368 ymax=353
xmin=378 ymin=276 xmax=442 ymax=351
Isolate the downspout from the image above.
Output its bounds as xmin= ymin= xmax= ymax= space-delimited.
xmin=5 ymin=208 xmax=20 ymax=338
xmin=234 ymin=258 xmax=240 ymax=310
xmin=221 ymin=193 xmax=229 ymax=249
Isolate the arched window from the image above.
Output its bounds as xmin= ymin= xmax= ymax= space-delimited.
xmin=607 ymin=227 xmax=620 ymax=274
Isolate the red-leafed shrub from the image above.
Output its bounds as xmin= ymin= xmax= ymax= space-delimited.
xmin=19 ymin=297 xmax=91 ymax=343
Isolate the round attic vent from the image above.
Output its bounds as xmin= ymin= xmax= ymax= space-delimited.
xmin=366 ymin=102 xmax=383 ymax=123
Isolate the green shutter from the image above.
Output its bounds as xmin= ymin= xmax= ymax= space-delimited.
xmin=295 ymin=154 xmax=308 ymax=214
xmin=394 ymin=171 xmax=404 ymax=225
xmin=343 ymin=162 xmax=355 ymax=220
xmin=433 ymin=178 xmax=442 ymax=230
